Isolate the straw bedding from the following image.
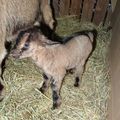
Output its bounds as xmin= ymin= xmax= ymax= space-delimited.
xmin=0 ymin=18 xmax=111 ymax=120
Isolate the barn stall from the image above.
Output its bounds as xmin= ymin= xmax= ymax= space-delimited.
xmin=0 ymin=0 xmax=113 ymax=120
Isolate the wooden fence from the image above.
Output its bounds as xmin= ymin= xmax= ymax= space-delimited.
xmin=52 ymin=0 xmax=112 ymax=25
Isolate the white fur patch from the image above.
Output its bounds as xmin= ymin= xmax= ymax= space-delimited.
xmin=0 ymin=49 xmax=7 ymax=64
xmin=34 ymin=21 xmax=40 ymax=26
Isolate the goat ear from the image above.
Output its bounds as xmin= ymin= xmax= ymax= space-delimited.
xmin=24 ymin=33 xmax=30 ymax=37
xmin=22 ymin=33 xmax=31 ymax=42
xmin=38 ymin=35 xmax=59 ymax=47
xmin=29 ymin=32 xmax=39 ymax=41
xmin=39 ymin=35 xmax=48 ymax=46
xmin=34 ymin=35 xmax=47 ymax=47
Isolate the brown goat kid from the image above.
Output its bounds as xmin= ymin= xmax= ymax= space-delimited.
xmin=11 ymin=27 xmax=97 ymax=109
xmin=0 ymin=0 xmax=55 ymax=78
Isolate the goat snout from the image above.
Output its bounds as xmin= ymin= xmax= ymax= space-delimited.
xmin=10 ymin=50 xmax=21 ymax=59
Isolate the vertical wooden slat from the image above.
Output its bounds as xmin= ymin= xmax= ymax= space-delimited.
xmin=93 ymin=0 xmax=108 ymax=25
xmin=70 ymin=0 xmax=82 ymax=16
xmin=103 ymin=3 xmax=112 ymax=26
xmin=59 ymin=0 xmax=70 ymax=16
xmin=106 ymin=2 xmax=112 ymax=24
xmin=52 ymin=0 xmax=59 ymax=17
xmin=81 ymin=0 xmax=95 ymax=22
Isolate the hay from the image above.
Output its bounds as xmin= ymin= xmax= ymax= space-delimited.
xmin=0 ymin=18 xmax=111 ymax=120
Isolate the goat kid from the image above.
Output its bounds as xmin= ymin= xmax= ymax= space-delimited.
xmin=11 ymin=27 xmax=97 ymax=109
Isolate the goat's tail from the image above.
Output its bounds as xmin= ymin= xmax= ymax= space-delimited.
xmin=87 ymin=29 xmax=97 ymax=42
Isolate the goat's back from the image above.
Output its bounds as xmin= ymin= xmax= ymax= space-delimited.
xmin=64 ymin=35 xmax=93 ymax=57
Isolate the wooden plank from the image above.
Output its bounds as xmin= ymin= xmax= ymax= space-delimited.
xmin=52 ymin=0 xmax=59 ymax=17
xmin=107 ymin=3 xmax=112 ymax=22
xmin=59 ymin=0 xmax=70 ymax=16
xmin=70 ymin=0 xmax=82 ymax=16
xmin=93 ymin=0 xmax=108 ymax=25
xmin=104 ymin=3 xmax=112 ymax=25
xmin=81 ymin=0 xmax=95 ymax=22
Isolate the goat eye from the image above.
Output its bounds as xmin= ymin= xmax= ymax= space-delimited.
xmin=24 ymin=42 xmax=29 ymax=48
xmin=22 ymin=42 xmax=29 ymax=51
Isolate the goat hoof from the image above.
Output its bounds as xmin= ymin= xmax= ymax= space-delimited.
xmin=52 ymin=101 xmax=61 ymax=110
xmin=74 ymin=77 xmax=80 ymax=87
xmin=52 ymin=103 xmax=59 ymax=110
xmin=39 ymin=87 xmax=45 ymax=94
xmin=74 ymin=83 xmax=79 ymax=87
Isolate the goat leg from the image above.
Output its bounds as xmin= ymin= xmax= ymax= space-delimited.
xmin=74 ymin=61 xmax=85 ymax=87
xmin=51 ymin=78 xmax=63 ymax=109
xmin=39 ymin=73 xmax=50 ymax=94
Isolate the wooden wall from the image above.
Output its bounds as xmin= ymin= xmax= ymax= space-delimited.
xmin=109 ymin=0 xmax=120 ymax=120
xmin=52 ymin=0 xmax=112 ymax=25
